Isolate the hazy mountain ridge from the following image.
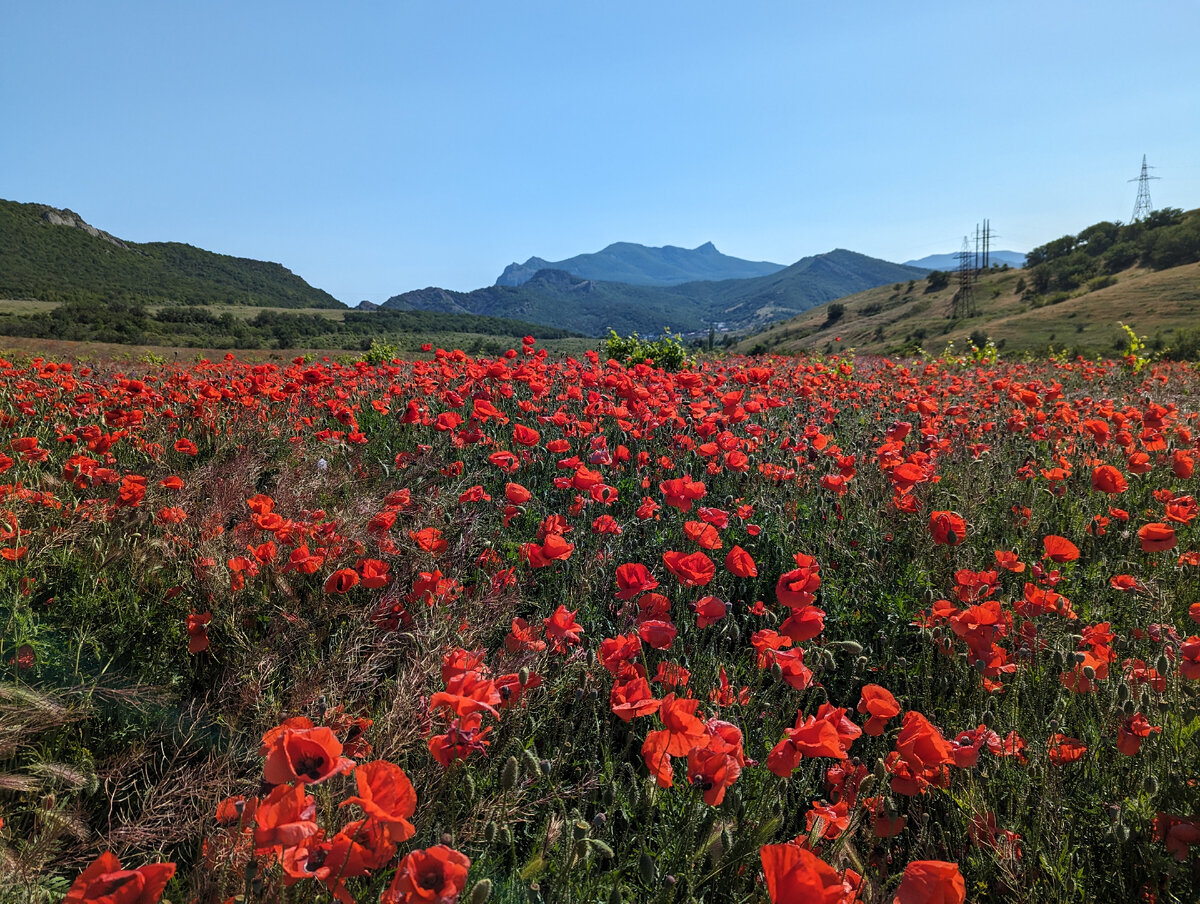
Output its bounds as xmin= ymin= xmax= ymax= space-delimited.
xmin=496 ymin=240 xmax=786 ymax=287
xmin=387 ymin=250 xmax=929 ymax=337
xmin=904 ymin=250 xmax=1026 ymax=270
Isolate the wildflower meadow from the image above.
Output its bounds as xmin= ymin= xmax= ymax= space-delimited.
xmin=2 ymin=341 xmax=1199 ymax=903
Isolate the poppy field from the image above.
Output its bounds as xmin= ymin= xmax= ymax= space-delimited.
xmin=2 ymin=341 xmax=1200 ymax=903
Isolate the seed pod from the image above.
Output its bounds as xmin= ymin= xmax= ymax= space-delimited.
xmin=501 ymin=756 xmax=519 ymax=792
xmin=592 ymin=812 xmax=608 ymax=832
xmin=469 ymin=880 xmax=493 ymax=904
xmin=573 ymin=820 xmax=591 ymax=840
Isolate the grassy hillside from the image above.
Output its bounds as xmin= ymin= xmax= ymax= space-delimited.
xmin=733 ymin=260 xmax=1200 ymax=358
xmin=386 ymin=251 xmax=929 ymax=337
xmin=0 ymin=199 xmax=344 ymax=308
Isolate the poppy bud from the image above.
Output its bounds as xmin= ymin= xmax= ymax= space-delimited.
xmin=1048 ymin=719 xmax=1059 ymax=731
xmin=1144 ymin=775 xmax=1159 ymax=795
xmin=1156 ymin=654 xmax=1170 ymax=674
xmin=1083 ymin=665 xmax=1096 ymax=680
xmin=832 ymin=640 xmax=864 ymax=656
xmin=855 ymin=655 xmax=869 ymax=673
xmin=441 ymin=832 xmax=454 ymax=845
xmin=484 ymin=820 xmax=497 ymax=843
xmin=244 ymin=861 xmax=258 ymax=881
xmin=589 ymin=839 xmax=615 ymax=861
xmin=1051 ymin=650 xmax=1065 ymax=669
xmin=469 ymin=880 xmax=493 ymax=904
xmin=523 ymin=748 xmax=541 ymax=776
xmin=858 ymin=774 xmax=877 ymax=797
xmin=639 ymin=852 xmax=657 ymax=885
xmin=1117 ymin=683 xmax=1130 ymax=703
xmin=727 ymin=622 xmax=740 ymax=643
xmin=502 ymin=825 xmax=514 ymax=845
xmin=770 ymin=661 xmax=783 ymax=682
xmin=874 ymin=759 xmax=888 ymax=784
xmin=1140 ymin=690 xmax=1151 ymax=710
xmin=1123 ymin=698 xmax=1136 ymax=715
xmin=608 ymin=884 xmax=623 ymax=904
xmin=884 ymin=797 xmax=898 ymax=819
xmin=502 ymin=756 xmax=519 ymax=792
xmin=981 ymin=709 xmax=995 ymax=725
xmin=519 ymin=666 xmax=530 ymax=686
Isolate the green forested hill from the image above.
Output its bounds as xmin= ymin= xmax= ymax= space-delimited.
xmin=0 ymin=199 xmax=344 ymax=309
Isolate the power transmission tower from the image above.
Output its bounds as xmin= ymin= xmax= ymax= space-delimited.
xmin=952 ymin=235 xmax=975 ymax=319
xmin=1129 ymin=155 xmax=1159 ymax=222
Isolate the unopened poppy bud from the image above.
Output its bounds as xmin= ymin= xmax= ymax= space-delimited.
xmin=574 ymin=838 xmax=591 ymax=861
xmin=1048 ymin=719 xmax=1059 ymax=731
xmin=1117 ymin=683 xmax=1130 ymax=703
xmin=1123 ymin=698 xmax=1136 ymax=715
xmin=981 ymin=709 xmax=994 ymax=725
xmin=502 ymin=825 xmax=514 ymax=845
xmin=501 ymin=756 xmax=519 ymax=792
xmin=589 ymin=839 xmax=615 ymax=860
xmin=441 ymin=832 xmax=454 ymax=845
xmin=484 ymin=820 xmax=497 ymax=843
xmin=874 ymin=759 xmax=888 ymax=784
xmin=770 ymin=661 xmax=783 ymax=682
xmin=858 ymin=774 xmax=877 ymax=797
xmin=1144 ymin=775 xmax=1159 ymax=795
xmin=854 ymin=655 xmax=869 ymax=672
xmin=832 ymin=640 xmax=864 ymax=656
xmin=1155 ymin=654 xmax=1170 ymax=674
xmin=727 ymin=622 xmax=740 ymax=643
xmin=884 ymin=797 xmax=898 ymax=818
xmin=1073 ymin=651 xmax=1086 ymax=665
xmin=469 ymin=880 xmax=493 ymax=904
xmin=522 ymin=748 xmax=541 ymax=776
xmin=464 ymin=774 xmax=477 ymax=802
xmin=244 ymin=861 xmax=258 ymax=881
xmin=1140 ymin=690 xmax=1151 ymax=710
xmin=519 ymin=666 xmax=530 ymax=686
xmin=639 ymin=852 xmax=656 ymax=884
xmin=1051 ymin=650 xmax=1065 ymax=669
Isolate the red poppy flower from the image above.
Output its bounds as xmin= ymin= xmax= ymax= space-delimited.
xmin=252 ymin=783 xmax=319 ymax=854
xmin=1042 ymin=535 xmax=1080 ymax=563
xmin=929 ymin=511 xmax=966 ymax=546
xmin=893 ymin=860 xmax=965 ymax=904
xmin=324 ymin=568 xmax=360 ymax=594
xmin=1138 ymin=522 xmax=1177 ymax=552
xmin=411 ymin=527 xmax=448 ymax=556
xmin=662 ymin=550 xmax=715 ymax=587
xmin=1091 ymin=464 xmax=1127 ymax=494
xmin=381 ymin=845 xmax=471 ymax=904
xmin=857 ymin=684 xmax=901 ymax=736
xmin=760 ymin=843 xmax=849 ymax=904
xmin=543 ymin=605 xmax=584 ymax=652
xmin=512 ymin=423 xmax=541 ymax=447
xmin=339 ymin=760 xmax=417 ymax=842
xmin=1047 ymin=734 xmax=1088 ymax=765
xmin=724 ymin=545 xmax=758 ymax=578
xmin=614 ymin=562 xmax=659 ymax=599
xmin=260 ymin=719 xmax=354 ymax=785
xmin=186 ymin=612 xmax=211 ymax=654
xmin=64 ymin=852 xmax=175 ymax=904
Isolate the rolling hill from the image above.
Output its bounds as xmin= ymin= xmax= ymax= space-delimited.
xmin=735 ymin=207 xmax=1200 ymax=359
xmin=386 ymin=249 xmax=929 ymax=337
xmin=0 ymin=199 xmax=344 ymax=309
xmin=904 ymin=250 xmax=1026 ymax=270
xmin=495 ymin=240 xmax=785 ymax=286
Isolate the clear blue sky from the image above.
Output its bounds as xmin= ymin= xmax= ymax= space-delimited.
xmin=3 ymin=1 xmax=1198 ymax=302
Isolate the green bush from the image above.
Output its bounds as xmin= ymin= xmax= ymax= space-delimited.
xmin=603 ymin=328 xmax=692 ymax=370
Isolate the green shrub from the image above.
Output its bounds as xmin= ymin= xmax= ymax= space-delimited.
xmin=602 ymin=328 xmax=692 ymax=370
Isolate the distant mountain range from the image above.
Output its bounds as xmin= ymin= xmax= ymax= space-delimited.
xmin=386 ymin=248 xmax=928 ymax=337
xmin=0 ymin=199 xmax=344 ymax=308
xmin=496 ymin=241 xmax=785 ymax=287
xmin=903 ymin=250 xmax=1026 ymax=270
